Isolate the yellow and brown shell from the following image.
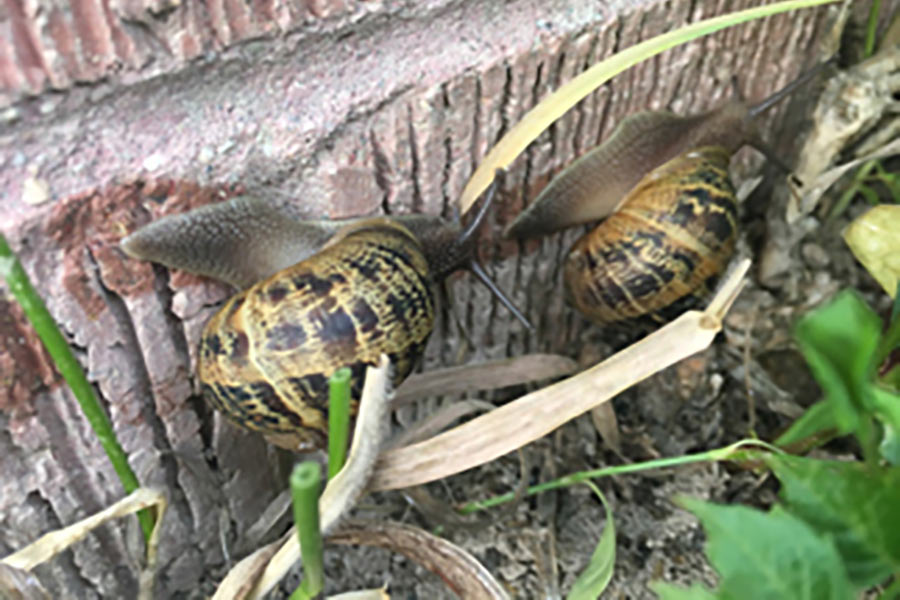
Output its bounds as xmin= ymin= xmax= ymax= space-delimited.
xmin=563 ymin=147 xmax=738 ymax=325
xmin=197 ymin=221 xmax=435 ymax=450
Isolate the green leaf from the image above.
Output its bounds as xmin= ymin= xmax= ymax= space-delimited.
xmin=794 ymin=291 xmax=883 ymax=434
xmin=775 ymin=400 xmax=839 ymax=447
xmin=765 ymin=454 xmax=900 ymax=587
xmin=858 ymin=184 xmax=882 ymax=206
xmin=651 ymin=582 xmax=720 ymax=600
xmin=567 ymin=483 xmax=615 ymax=600
xmin=870 ymin=385 xmax=900 ymax=432
xmin=677 ymin=497 xmax=853 ymax=600
xmin=869 ymin=385 xmax=900 ymax=464
xmin=844 ymin=206 xmax=900 ymax=303
xmin=879 ymin=423 xmax=900 ymax=465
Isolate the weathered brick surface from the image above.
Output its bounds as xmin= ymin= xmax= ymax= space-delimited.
xmin=0 ymin=0 xmax=881 ymax=597
xmin=0 ymin=0 xmax=370 ymax=105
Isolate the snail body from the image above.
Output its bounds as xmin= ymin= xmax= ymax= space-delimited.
xmin=122 ymin=175 xmax=528 ymax=450
xmin=507 ymin=65 xmax=826 ymax=326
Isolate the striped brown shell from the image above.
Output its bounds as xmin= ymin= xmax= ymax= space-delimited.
xmin=563 ymin=147 xmax=737 ymax=325
xmin=198 ymin=220 xmax=434 ymax=451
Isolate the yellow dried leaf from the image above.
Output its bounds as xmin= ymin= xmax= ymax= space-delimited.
xmin=843 ymin=204 xmax=900 ymax=298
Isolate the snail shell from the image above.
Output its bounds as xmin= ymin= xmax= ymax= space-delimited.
xmin=198 ymin=220 xmax=434 ymax=450
xmin=563 ymin=147 xmax=736 ymax=325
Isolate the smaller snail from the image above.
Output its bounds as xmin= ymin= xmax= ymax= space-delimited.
xmin=506 ymin=63 xmax=828 ymax=326
xmin=122 ymin=172 xmax=529 ymax=451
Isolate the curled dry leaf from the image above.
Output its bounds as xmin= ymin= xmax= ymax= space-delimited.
xmin=393 ymin=353 xmax=578 ymax=407
xmin=788 ymin=44 xmax=900 ymax=222
xmin=369 ymin=260 xmax=751 ymax=491
xmin=591 ymin=403 xmax=623 ymax=456
xmin=328 ymin=520 xmax=510 ymax=600
xmin=0 ymin=488 xmax=166 ymax=600
xmin=796 ymin=137 xmax=900 ymax=219
xmin=843 ymin=204 xmax=900 ymax=298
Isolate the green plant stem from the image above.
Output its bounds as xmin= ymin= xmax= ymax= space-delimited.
xmin=459 ymin=439 xmax=780 ymax=514
xmin=290 ymin=461 xmax=324 ymax=599
xmin=876 ymin=296 xmax=900 ymax=368
xmin=892 ymin=284 xmax=900 ymax=324
xmin=0 ymin=234 xmax=154 ymax=542
xmin=878 ymin=576 xmax=900 ymax=600
xmin=865 ymin=0 xmax=883 ymax=58
xmin=831 ymin=160 xmax=880 ymax=219
xmin=327 ymin=367 xmax=352 ymax=480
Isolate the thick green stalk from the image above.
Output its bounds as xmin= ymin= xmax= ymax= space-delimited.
xmin=0 ymin=233 xmax=154 ymax=541
xmin=327 ymin=367 xmax=352 ymax=480
xmin=290 ymin=461 xmax=324 ymax=599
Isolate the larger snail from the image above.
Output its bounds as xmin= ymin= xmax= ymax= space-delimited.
xmin=122 ymin=173 xmax=529 ymax=451
xmin=506 ymin=64 xmax=828 ymax=326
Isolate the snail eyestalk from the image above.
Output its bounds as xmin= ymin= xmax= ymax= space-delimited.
xmin=746 ymin=59 xmax=833 ymax=118
xmin=469 ymin=261 xmax=533 ymax=331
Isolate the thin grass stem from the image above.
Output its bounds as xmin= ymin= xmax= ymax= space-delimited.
xmin=0 ymin=233 xmax=154 ymax=541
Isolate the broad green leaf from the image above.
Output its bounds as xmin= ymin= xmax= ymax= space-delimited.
xmin=765 ymin=454 xmax=900 ymax=587
xmin=775 ymin=400 xmax=839 ymax=447
xmin=651 ymin=582 xmax=720 ymax=600
xmin=843 ymin=204 xmax=900 ymax=299
xmin=567 ymin=483 xmax=615 ymax=600
xmin=794 ymin=291 xmax=883 ymax=434
xmin=677 ymin=497 xmax=853 ymax=600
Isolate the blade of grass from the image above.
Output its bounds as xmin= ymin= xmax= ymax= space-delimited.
xmin=328 ymin=367 xmax=352 ymax=480
xmin=458 ymin=0 xmax=839 ymax=214
xmin=289 ymin=462 xmax=324 ymax=600
xmin=865 ymin=0 xmax=883 ymax=57
xmin=0 ymin=233 xmax=154 ymax=542
xmin=458 ymin=439 xmax=780 ymax=514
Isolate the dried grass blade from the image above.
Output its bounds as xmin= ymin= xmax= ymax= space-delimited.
xmin=393 ymin=354 xmax=577 ymax=406
xmin=1 ymin=488 xmax=165 ymax=571
xmin=369 ymin=261 xmax=750 ymax=491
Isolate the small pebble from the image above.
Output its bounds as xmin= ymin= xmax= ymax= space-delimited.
xmin=21 ymin=176 xmax=51 ymax=205
xmin=142 ymin=153 xmax=166 ymax=172
xmin=197 ymin=146 xmax=215 ymax=163
xmin=801 ymin=242 xmax=830 ymax=269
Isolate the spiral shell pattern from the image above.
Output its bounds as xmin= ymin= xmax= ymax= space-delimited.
xmin=563 ymin=147 xmax=737 ymax=326
xmin=198 ymin=222 xmax=434 ymax=450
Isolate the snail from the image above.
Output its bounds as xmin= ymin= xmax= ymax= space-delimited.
xmin=506 ymin=64 xmax=827 ymax=326
xmin=121 ymin=172 xmax=529 ymax=451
